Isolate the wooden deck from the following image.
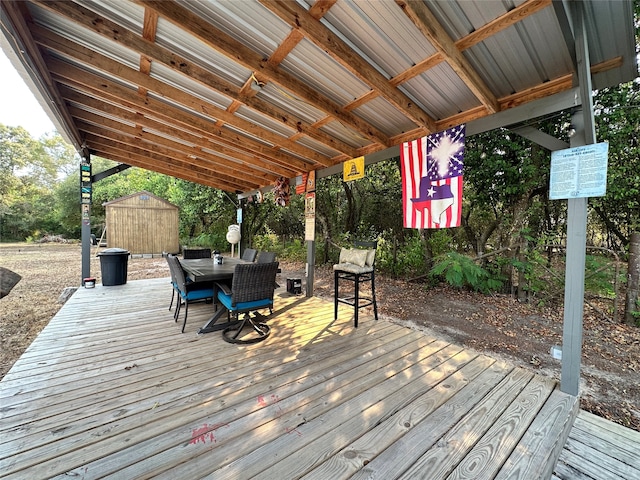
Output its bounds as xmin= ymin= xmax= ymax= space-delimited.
xmin=0 ymin=276 xmax=580 ymax=479
xmin=554 ymin=410 xmax=640 ymax=480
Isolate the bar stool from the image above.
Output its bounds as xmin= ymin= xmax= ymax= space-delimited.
xmin=333 ymin=241 xmax=378 ymax=327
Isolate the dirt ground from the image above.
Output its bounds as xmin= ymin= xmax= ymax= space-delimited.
xmin=1 ymin=242 xmax=639 ymax=433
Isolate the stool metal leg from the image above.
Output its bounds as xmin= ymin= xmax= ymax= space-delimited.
xmin=371 ymin=271 xmax=378 ymax=321
xmin=354 ymin=273 xmax=360 ymax=328
xmin=334 ymin=270 xmax=339 ymax=320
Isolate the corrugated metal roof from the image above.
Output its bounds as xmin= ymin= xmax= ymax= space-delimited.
xmin=154 ymin=17 xmax=252 ymax=88
xmin=404 ymin=64 xmax=481 ymax=119
xmin=282 ymin=37 xmax=371 ymax=104
xmin=150 ymin=62 xmax=233 ymax=111
xmin=258 ymin=83 xmax=327 ymax=125
xmin=353 ymin=95 xmax=421 ymax=137
xmin=1 ymin=0 xmax=636 ymax=192
xmin=76 ymin=0 xmax=145 ymax=35
xmin=181 ymin=0 xmax=290 ymax=59
xmin=322 ymin=0 xmax=436 ymax=78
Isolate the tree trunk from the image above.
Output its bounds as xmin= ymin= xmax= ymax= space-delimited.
xmin=624 ymin=232 xmax=640 ymax=325
xmin=421 ymin=229 xmax=435 ymax=271
xmin=342 ymin=181 xmax=357 ymax=234
xmin=315 ymin=213 xmax=332 ymax=264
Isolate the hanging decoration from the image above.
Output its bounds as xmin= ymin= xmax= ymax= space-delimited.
xmin=400 ymin=124 xmax=465 ymax=229
xmin=273 ymin=176 xmax=290 ymax=207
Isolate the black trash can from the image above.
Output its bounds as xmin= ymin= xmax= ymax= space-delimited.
xmin=98 ymin=248 xmax=130 ymax=286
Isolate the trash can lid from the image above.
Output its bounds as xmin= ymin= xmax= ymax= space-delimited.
xmin=99 ymin=248 xmax=130 ymax=255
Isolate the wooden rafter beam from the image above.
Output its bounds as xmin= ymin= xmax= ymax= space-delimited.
xmin=390 ymin=0 xmax=552 ymax=92
xmin=137 ymin=7 xmax=158 ymax=97
xmin=87 ymin=140 xmax=247 ymax=192
xmin=260 ymin=0 xmax=437 ymax=132
xmin=68 ymin=105 xmax=276 ymax=186
xmin=1 ymin=1 xmax=85 ymax=153
xmin=436 ymin=56 xmax=623 ymax=131
xmin=136 ymin=0 xmax=391 ymax=147
xmin=47 ymin=59 xmax=315 ymax=177
xmin=31 ymin=24 xmax=334 ymax=169
xmin=33 ymin=0 xmax=358 ymax=159
xmin=89 ymin=146 xmax=237 ymax=191
xmin=455 ymin=0 xmax=552 ymax=51
xmin=79 ymin=123 xmax=255 ymax=192
xmin=396 ymin=0 xmax=499 ymax=114
xmin=84 ymin=131 xmax=253 ymax=192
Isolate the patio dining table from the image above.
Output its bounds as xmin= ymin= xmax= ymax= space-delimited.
xmin=179 ymin=256 xmax=247 ymax=334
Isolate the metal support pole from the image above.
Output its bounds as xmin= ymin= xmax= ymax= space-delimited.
xmin=560 ymin=1 xmax=597 ymax=396
xmin=80 ymin=157 xmax=92 ymax=285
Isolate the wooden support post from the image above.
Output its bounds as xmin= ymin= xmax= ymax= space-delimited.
xmin=306 ymin=240 xmax=315 ymax=297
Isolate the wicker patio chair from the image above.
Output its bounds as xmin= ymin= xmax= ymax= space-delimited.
xmin=256 ymin=251 xmax=276 ymax=263
xmin=216 ymin=261 xmax=279 ymax=344
xmin=167 ymin=254 xmax=214 ymax=333
xmin=241 ymin=248 xmax=258 ymax=262
xmin=182 ymin=247 xmax=212 ymax=259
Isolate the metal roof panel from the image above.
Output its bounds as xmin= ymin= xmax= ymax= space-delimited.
xmin=281 ymin=37 xmax=370 ymax=105
xmin=402 ymin=64 xmax=481 ymax=120
xmin=353 ymin=96 xmax=419 ymax=137
xmin=179 ymin=0 xmax=290 ymax=59
xmin=149 ymin=62 xmax=233 ymax=111
xmin=235 ymin=105 xmax=297 ymax=138
xmin=256 ymin=83 xmax=327 ymax=125
xmin=321 ymin=0 xmax=438 ymax=78
xmin=154 ymin=17 xmax=252 ymax=88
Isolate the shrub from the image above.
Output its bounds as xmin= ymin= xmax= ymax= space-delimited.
xmin=431 ymin=251 xmax=503 ymax=293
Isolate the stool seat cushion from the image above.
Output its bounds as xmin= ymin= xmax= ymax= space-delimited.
xmin=333 ymin=262 xmax=374 ymax=274
xmin=339 ymin=248 xmax=368 ymax=267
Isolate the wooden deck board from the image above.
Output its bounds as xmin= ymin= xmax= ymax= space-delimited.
xmin=0 ymin=277 xmax=582 ymax=479
xmin=553 ymin=410 xmax=640 ymax=480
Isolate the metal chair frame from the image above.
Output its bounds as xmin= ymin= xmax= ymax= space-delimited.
xmin=334 ymin=241 xmax=378 ymax=328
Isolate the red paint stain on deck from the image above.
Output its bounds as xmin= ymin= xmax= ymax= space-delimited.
xmin=189 ymin=423 xmax=228 ymax=445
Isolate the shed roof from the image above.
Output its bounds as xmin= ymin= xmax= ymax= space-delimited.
xmin=102 ymin=190 xmax=178 ymax=209
xmin=1 ymin=0 xmax=637 ymax=193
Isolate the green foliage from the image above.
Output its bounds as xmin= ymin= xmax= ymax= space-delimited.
xmin=252 ymin=230 xmax=283 ymax=255
xmin=282 ymin=238 xmax=307 ymax=262
xmin=632 ymin=300 xmax=640 ymax=324
xmin=0 ymin=126 xmax=78 ymax=241
xmin=375 ymin=233 xmax=426 ymax=277
xmin=511 ymin=246 xmax=553 ymax=297
xmin=186 ymin=232 xmax=228 ymax=251
xmin=584 ymin=254 xmax=618 ymax=298
xmin=431 ymin=251 xmax=504 ymax=293
xmin=590 ymin=79 xmax=640 ymax=247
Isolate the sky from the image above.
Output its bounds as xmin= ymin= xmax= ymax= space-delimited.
xmin=0 ymin=48 xmax=57 ymax=138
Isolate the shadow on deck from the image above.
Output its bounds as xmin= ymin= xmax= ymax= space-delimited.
xmin=1 ymin=277 xmax=579 ymax=479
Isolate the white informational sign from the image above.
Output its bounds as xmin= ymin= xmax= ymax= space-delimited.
xmin=305 ymin=192 xmax=315 ymax=241
xmin=549 ymin=142 xmax=608 ymax=200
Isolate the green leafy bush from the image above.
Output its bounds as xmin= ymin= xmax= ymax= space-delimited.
xmin=430 ymin=251 xmax=503 ymax=293
xmin=186 ymin=232 xmax=227 ymax=251
xmin=282 ymin=238 xmax=307 ymax=262
xmin=252 ymin=231 xmax=283 ymax=255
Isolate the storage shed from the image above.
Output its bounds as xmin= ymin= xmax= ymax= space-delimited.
xmin=103 ymin=191 xmax=179 ymax=255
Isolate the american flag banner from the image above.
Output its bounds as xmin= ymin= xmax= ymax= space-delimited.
xmin=401 ymin=124 xmax=465 ymax=229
